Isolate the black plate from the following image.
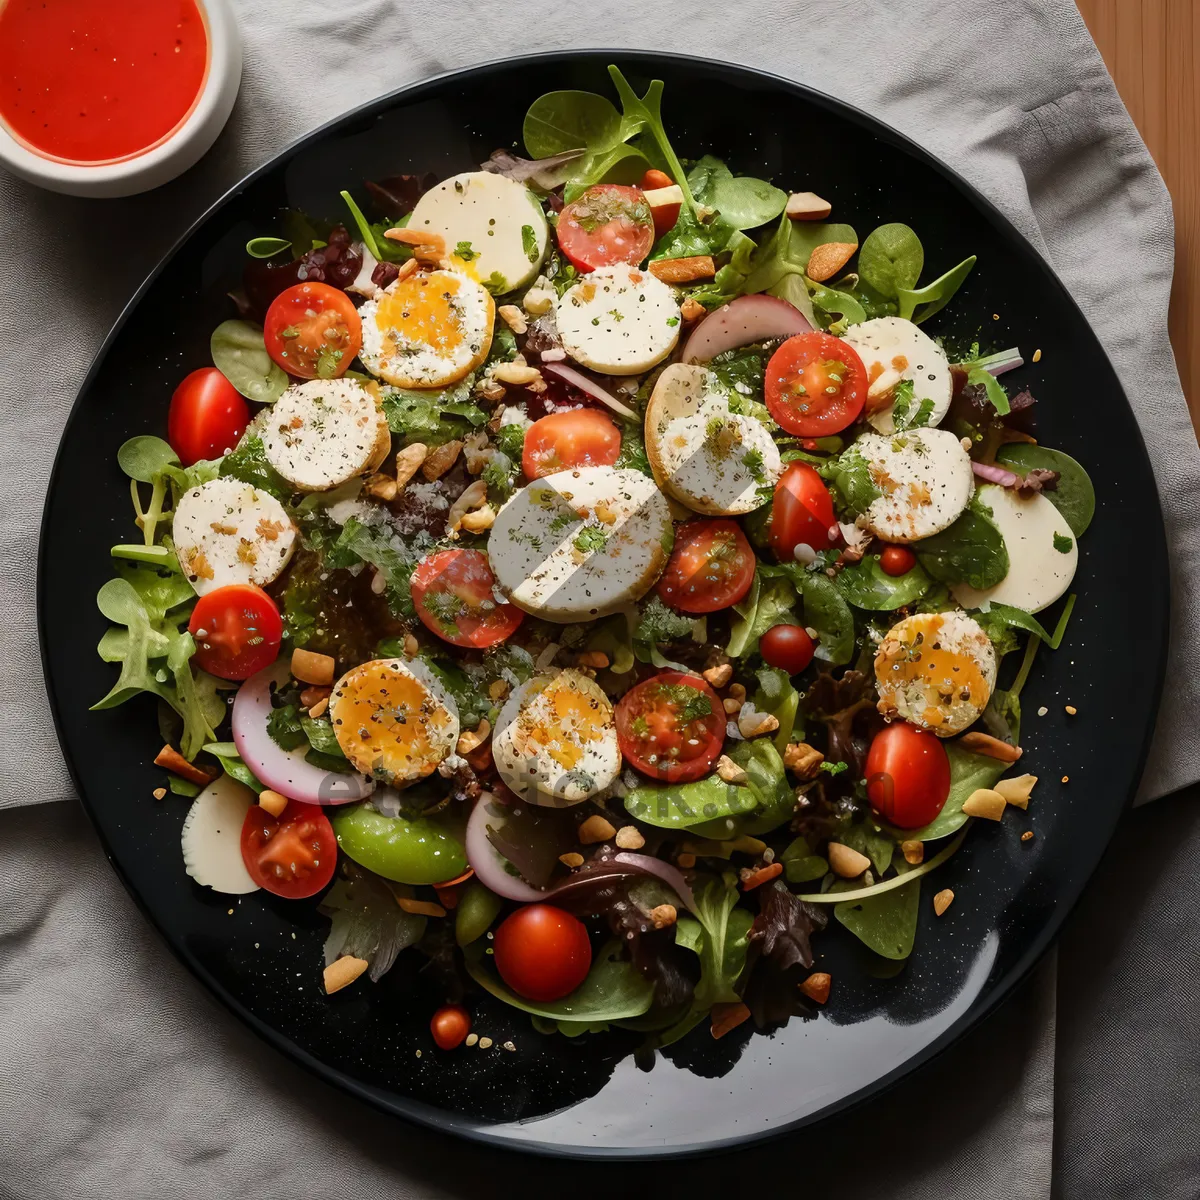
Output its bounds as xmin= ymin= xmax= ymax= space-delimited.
xmin=38 ymin=51 xmax=1168 ymax=1157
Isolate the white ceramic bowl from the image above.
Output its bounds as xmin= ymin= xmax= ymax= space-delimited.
xmin=0 ymin=0 xmax=242 ymax=198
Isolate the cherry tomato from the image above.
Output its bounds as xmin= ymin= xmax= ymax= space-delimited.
xmin=760 ymin=624 xmax=816 ymax=675
xmin=167 ymin=367 xmax=250 ymax=466
xmin=765 ymin=332 xmax=868 ymax=436
xmin=769 ymin=462 xmax=839 ymax=560
xmin=430 ymin=1004 xmax=471 ymax=1050
xmin=640 ymin=168 xmax=674 ymax=190
xmin=880 ymin=545 xmax=917 ymax=576
xmin=657 ymin=519 xmax=755 ymax=614
xmin=522 ymin=408 xmax=621 ymax=478
xmin=615 ymin=670 xmax=725 ymax=782
xmin=411 ymin=549 xmax=523 ymax=649
xmin=263 ymin=281 xmax=362 ymax=380
xmin=493 ymin=904 xmax=592 ymax=1002
xmin=639 ymin=168 xmax=682 ymax=237
xmin=188 ymin=584 xmax=283 ymax=681
xmin=556 ymin=184 xmax=656 ymax=273
xmin=864 ymin=723 xmax=951 ymax=829
xmin=240 ymin=800 xmax=337 ymax=899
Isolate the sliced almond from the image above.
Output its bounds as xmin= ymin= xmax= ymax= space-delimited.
xmin=866 ymin=367 xmax=903 ymax=408
xmin=648 ymin=255 xmax=716 ymax=283
xmin=702 ymin=663 xmax=733 ymax=688
xmin=799 ymin=972 xmax=832 ymax=1004
xmin=806 ymin=241 xmax=857 ymax=282
xmin=715 ymin=754 xmax=748 ymax=785
xmin=393 ymin=442 xmax=429 ymax=489
xmin=559 ymin=852 xmax=585 ymax=868
xmin=961 ymin=788 xmax=1007 ymax=820
xmin=994 ymin=773 xmax=1037 ymax=810
xmin=578 ymin=815 xmax=616 ymax=845
xmin=492 ymin=362 xmax=543 ymax=387
xmin=614 ymin=825 xmax=645 ymax=850
xmin=901 ymin=839 xmax=925 ymax=865
xmin=323 ymin=955 xmax=369 ymax=994
xmin=421 ymin=439 xmax=463 ymax=481
xmin=786 ymin=191 xmax=832 ymax=221
xmin=933 ymin=888 xmax=955 ymax=917
xmin=497 ymin=304 xmax=528 ymax=334
xmin=828 ymin=841 xmax=871 ymax=879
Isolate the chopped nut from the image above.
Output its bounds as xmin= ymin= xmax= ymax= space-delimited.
xmin=456 ymin=719 xmax=491 ymax=756
xmin=738 ymin=707 xmax=780 ymax=739
xmin=715 ymin=754 xmax=749 ymax=784
xmin=153 ymin=744 xmax=215 ymax=787
xmin=1021 ymin=830 xmax=1035 ymax=842
xmin=393 ymin=442 xmax=429 ymax=489
xmin=478 ymin=1036 xmax=494 ymax=1050
xmin=994 ymin=773 xmax=1037 ymax=810
xmin=364 ymin=473 xmax=398 ymax=501
xmin=702 ymin=663 xmax=733 ymax=688
xmin=677 ymin=852 xmax=697 ymax=869
xmin=799 ymin=972 xmax=832 ymax=1004
xmin=394 ymin=257 xmax=419 ymax=282
xmin=459 ymin=504 xmax=496 ymax=533
xmin=649 ymin=903 xmax=677 ymax=929
xmin=681 ymin=296 xmax=706 ymax=322
xmin=558 ymin=852 xmax=585 ymax=868
xmin=1065 ymin=705 xmax=1077 ymax=716
xmin=258 ymin=789 xmax=289 ymax=818
xmin=728 ymin=683 xmax=747 ymax=700
xmin=806 ymin=241 xmax=858 ymax=282
xmin=740 ymin=862 xmax=783 ymax=890
xmin=488 ymin=678 xmax=510 ymax=702
xmin=502 ymin=1040 xmax=516 ymax=1052
xmin=291 ymin=648 xmax=335 ymax=686
xmin=478 ymin=378 xmax=508 ymax=402
xmin=957 ymin=732 xmax=1023 ymax=762
xmin=152 ymin=787 xmax=167 ymax=800
xmin=710 ymin=1001 xmax=751 ymax=1039
xmin=492 ymin=362 xmax=544 ymax=387
xmin=1032 ymin=348 xmax=1043 ymax=363
xmin=578 ymin=814 xmax=616 ymax=845
xmin=323 ymin=955 xmax=369 ymax=994
xmin=397 ymin=897 xmax=446 ymax=918
xmin=648 ymin=255 xmax=716 ymax=284
xmin=828 ymin=841 xmax=871 ymax=879
xmin=615 ymin=825 xmax=646 ymax=850
xmin=1061 ymin=775 xmax=1070 ymax=784
xmin=497 ymin=304 xmax=528 ymax=334
xmin=961 ymin=788 xmax=1007 ymax=820
xmin=933 ymin=888 xmax=955 ymax=916
xmin=786 ymin=191 xmax=833 ymax=220
xmin=722 ymin=697 xmax=744 ymax=715
xmin=447 ymin=479 xmax=489 ymax=533
xmin=403 ymin=631 xmax=419 ymax=657
xmin=576 ymin=650 xmax=610 ymax=669
xmin=522 ymin=286 xmax=555 ymax=315
xmin=309 ymin=698 xmax=329 ymax=718
xmin=464 ymin=741 xmax=493 ymax=772
xmin=464 ymin=1033 xmax=479 ymax=1047
xmin=421 ymin=439 xmax=463 ymax=481
xmin=783 ymin=742 xmax=825 ymax=778
xmin=866 ymin=366 xmax=903 ymax=407
xmin=901 ymin=839 xmax=925 ymax=865
xmin=300 ymin=685 xmax=331 ymax=710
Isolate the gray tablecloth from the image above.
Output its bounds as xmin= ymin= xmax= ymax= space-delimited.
xmin=2 ymin=1 xmax=1197 ymax=1196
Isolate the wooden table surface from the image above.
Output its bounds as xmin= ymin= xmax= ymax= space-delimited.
xmin=1077 ymin=1 xmax=1199 ymax=434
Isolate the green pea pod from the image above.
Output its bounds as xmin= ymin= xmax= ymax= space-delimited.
xmin=456 ymin=880 xmax=504 ymax=947
xmin=330 ymin=805 xmax=467 ymax=886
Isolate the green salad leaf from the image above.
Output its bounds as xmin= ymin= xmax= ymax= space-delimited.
xmin=245 ymin=236 xmax=292 ymax=259
xmin=686 ymin=154 xmax=787 ymax=231
xmin=897 ymin=255 xmax=977 ymax=324
xmin=899 ymin=743 xmax=1011 ymax=841
xmin=996 ymin=444 xmax=1095 ymax=536
xmin=202 ymin=742 xmax=264 ymax=793
xmin=780 ymin=836 xmax=829 ymax=884
xmin=726 ymin=570 xmax=797 ymax=658
xmin=915 ymin=500 xmax=1009 ymax=590
xmin=835 ymin=555 xmax=932 ymax=611
xmin=382 ymin=383 xmax=486 ymax=445
xmin=857 ymin=223 xmax=924 ymax=298
xmin=319 ymin=862 xmax=428 ymax=982
xmin=326 ymin=517 xmax=416 ymax=618
xmin=117 ymin=435 xmax=178 ymax=483
xmin=210 ymin=320 xmax=288 ymax=404
xmin=833 ymin=862 xmax=920 ymax=960
xmin=523 ymin=90 xmax=625 ymax=160
xmin=219 ymin=436 xmax=291 ymax=501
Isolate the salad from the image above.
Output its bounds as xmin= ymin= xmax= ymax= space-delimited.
xmin=95 ymin=65 xmax=1094 ymax=1054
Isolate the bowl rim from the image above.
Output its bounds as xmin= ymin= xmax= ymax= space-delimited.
xmin=36 ymin=47 xmax=1169 ymax=1160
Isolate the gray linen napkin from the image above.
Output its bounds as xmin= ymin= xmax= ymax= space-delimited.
xmin=0 ymin=2 xmax=1189 ymax=1196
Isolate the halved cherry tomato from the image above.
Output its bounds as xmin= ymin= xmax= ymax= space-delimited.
xmin=493 ymin=904 xmax=592 ymax=1002
xmin=411 ymin=549 xmax=523 ymax=649
xmin=188 ymin=584 xmax=283 ymax=680
xmin=865 ymin=723 xmax=951 ymax=829
xmin=880 ymin=545 xmax=917 ymax=576
xmin=167 ymin=367 xmax=250 ymax=466
xmin=556 ymin=184 xmax=656 ymax=273
xmin=263 ymin=281 xmax=362 ymax=380
xmin=615 ymin=670 xmax=725 ymax=783
xmin=766 ymin=331 xmax=868 ymax=436
xmin=657 ymin=519 xmax=755 ymax=614
xmin=240 ymin=799 xmax=337 ymax=899
xmin=760 ymin=624 xmax=816 ymax=675
xmin=769 ymin=462 xmax=839 ymax=560
xmin=430 ymin=1004 xmax=471 ymax=1050
xmin=522 ymin=408 xmax=621 ymax=478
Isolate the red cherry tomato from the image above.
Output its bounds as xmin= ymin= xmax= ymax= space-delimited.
xmin=657 ymin=519 xmax=756 ymax=614
xmin=864 ymin=723 xmax=951 ymax=829
xmin=769 ymin=462 xmax=839 ymax=560
xmin=765 ymin=332 xmax=868 ymax=436
xmin=556 ymin=184 xmax=656 ymax=273
xmin=167 ymin=367 xmax=250 ymax=466
xmin=411 ymin=549 xmax=523 ymax=649
xmin=522 ymin=408 xmax=621 ymax=478
xmin=240 ymin=800 xmax=337 ymax=899
xmin=263 ymin=281 xmax=362 ymax=380
xmin=760 ymin=624 xmax=816 ymax=675
xmin=640 ymin=168 xmax=674 ymax=190
xmin=493 ymin=905 xmax=592 ymax=1002
xmin=615 ymin=670 xmax=726 ymax=783
xmin=188 ymin=584 xmax=283 ymax=681
xmin=430 ymin=1004 xmax=471 ymax=1050
xmin=880 ymin=545 xmax=917 ymax=576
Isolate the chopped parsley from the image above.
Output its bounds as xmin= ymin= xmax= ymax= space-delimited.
xmin=1053 ymin=532 xmax=1073 ymax=554
xmin=573 ymin=526 xmax=609 ymax=554
xmin=454 ymin=241 xmax=478 ymax=261
xmin=424 ymin=589 xmax=468 ymax=635
xmin=653 ymin=683 xmax=714 ymax=726
xmin=742 ymin=447 xmax=766 ymax=482
xmin=521 ymin=224 xmax=538 ymax=263
xmin=482 ymin=271 xmax=509 ymax=295
xmin=819 ymin=760 xmax=849 ymax=776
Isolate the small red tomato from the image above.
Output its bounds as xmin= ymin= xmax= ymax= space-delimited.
xmin=880 ymin=545 xmax=917 ymax=577
xmin=240 ymin=800 xmax=337 ymax=899
xmin=769 ymin=461 xmax=839 ymax=560
xmin=760 ymin=624 xmax=816 ymax=675
xmin=430 ymin=1004 xmax=471 ymax=1050
xmin=640 ymin=168 xmax=674 ymax=190
xmin=865 ymin=723 xmax=951 ymax=829
xmin=656 ymin=519 xmax=756 ymax=614
xmin=263 ymin=281 xmax=362 ymax=380
xmin=188 ymin=584 xmax=282 ymax=680
xmin=556 ymin=184 xmax=656 ymax=273
xmin=493 ymin=904 xmax=592 ymax=1002
xmin=168 ymin=367 xmax=250 ymax=466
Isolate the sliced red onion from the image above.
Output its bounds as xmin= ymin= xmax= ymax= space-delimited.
xmin=683 ymin=294 xmax=813 ymax=364
xmin=231 ymin=662 xmax=374 ymax=805
xmin=971 ymin=461 xmax=1021 ymax=488
xmin=611 ymin=852 xmax=696 ymax=913
xmin=465 ymin=793 xmax=547 ymax=902
xmin=541 ymin=361 xmax=639 ymax=421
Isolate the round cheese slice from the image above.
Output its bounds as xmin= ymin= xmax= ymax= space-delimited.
xmin=841 ymin=316 xmax=953 ymax=434
xmin=329 ymin=657 xmax=459 ymax=785
xmin=489 ymin=466 xmax=673 ymax=622
xmin=493 ymin=669 xmax=621 ymax=805
xmin=181 ymin=774 xmax=260 ymax=894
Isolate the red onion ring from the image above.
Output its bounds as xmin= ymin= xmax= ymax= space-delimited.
xmin=541 ymin=361 xmax=639 ymax=421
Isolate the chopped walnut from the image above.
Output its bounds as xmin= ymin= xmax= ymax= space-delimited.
xmin=783 ymin=742 xmax=825 ymax=778
xmin=421 ymin=440 xmax=463 ymax=481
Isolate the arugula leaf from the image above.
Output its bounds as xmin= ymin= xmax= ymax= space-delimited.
xmin=915 ymin=500 xmax=1009 ymax=590
xmin=835 ymin=554 xmax=932 ymax=611
xmin=996 ymin=443 xmax=1095 ymax=536
xmin=219 ymin=436 xmax=292 ymax=501
xmin=210 ymin=320 xmax=288 ymax=404
xmin=897 ymin=255 xmax=977 ymax=324
xmin=857 ymin=223 xmax=924 ymax=298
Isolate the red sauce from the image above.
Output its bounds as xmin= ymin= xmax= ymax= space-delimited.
xmin=0 ymin=0 xmax=210 ymax=165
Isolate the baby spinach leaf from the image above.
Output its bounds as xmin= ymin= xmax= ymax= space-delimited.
xmin=767 ymin=272 xmax=819 ymax=327
xmin=808 ymin=279 xmax=867 ymax=330
xmin=650 ymin=204 xmax=727 ymax=261
xmin=686 ymin=155 xmax=787 ymax=231
xmin=996 ymin=444 xmax=1095 ymax=536
xmin=725 ymin=570 xmax=798 ymax=658
xmin=838 ymin=819 xmax=896 ymax=875
xmin=901 ymin=743 xmax=1010 ymax=841
xmin=742 ymin=214 xmax=858 ymax=296
xmin=822 ymin=444 xmax=881 ymax=517
xmin=780 ymin=836 xmax=829 ymax=884
xmin=753 ymin=665 xmax=802 ymax=755
xmin=759 ymin=563 xmax=855 ymax=666
xmin=117 ymin=436 xmax=179 ymax=483
xmin=835 ymin=555 xmax=931 ymax=611
xmin=523 ymin=90 xmax=624 ymax=159
xmin=625 ymin=762 xmax=761 ymax=830
xmin=219 ymin=436 xmax=291 ymax=500
xmin=915 ymin=501 xmax=1009 ymax=590
xmin=211 ymin=320 xmax=289 ymax=404
xmin=897 ymin=255 xmax=977 ymax=324
xmin=245 ymin=236 xmax=292 ymax=259
xmin=834 ymin=868 xmax=920 ymax=959
xmin=977 ymin=595 xmax=1076 ymax=651
xmin=202 ymin=742 xmax=264 ymax=793
xmin=857 ymin=223 xmax=924 ymax=298
xmin=266 ymin=702 xmax=306 ymax=751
